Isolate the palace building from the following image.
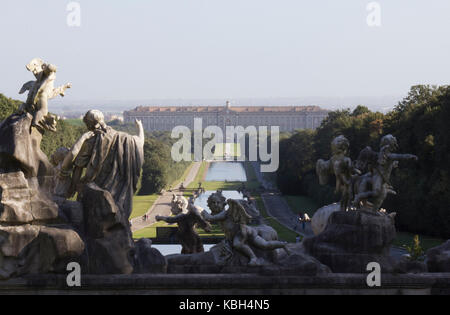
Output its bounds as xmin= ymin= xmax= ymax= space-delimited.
xmin=123 ymin=101 xmax=329 ymax=132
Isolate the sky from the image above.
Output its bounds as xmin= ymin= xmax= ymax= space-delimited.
xmin=1 ymin=0 xmax=450 ymax=109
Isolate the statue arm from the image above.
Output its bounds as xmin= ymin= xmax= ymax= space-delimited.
xmin=133 ymin=119 xmax=145 ymax=148
xmin=18 ymin=81 xmax=35 ymax=94
xmin=156 ymin=214 xmax=185 ymax=223
xmin=388 ymin=153 xmax=418 ymax=161
xmin=60 ymin=132 xmax=95 ymax=173
xmin=201 ymin=210 xmax=227 ymax=223
xmin=49 ymin=83 xmax=72 ymax=99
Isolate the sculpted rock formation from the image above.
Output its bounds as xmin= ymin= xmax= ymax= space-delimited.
xmin=310 ymin=203 xmax=340 ymax=236
xmin=427 ymin=240 xmax=450 ymax=273
xmin=0 ymin=59 xmax=165 ymax=278
xmin=304 ymin=210 xmax=397 ymax=273
xmin=0 ymin=172 xmax=84 ymax=279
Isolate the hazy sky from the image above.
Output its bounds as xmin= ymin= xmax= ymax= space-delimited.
xmin=1 ymin=0 xmax=450 ymax=105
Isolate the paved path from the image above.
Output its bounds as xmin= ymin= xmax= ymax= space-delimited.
xmin=261 ymin=192 xmax=314 ymax=238
xmin=251 ymin=161 xmax=312 ymax=237
xmin=131 ymin=161 xmax=202 ymax=232
xmin=250 ymin=161 xmax=276 ymax=191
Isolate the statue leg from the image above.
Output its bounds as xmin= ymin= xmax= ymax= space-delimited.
xmin=371 ymin=184 xmax=388 ymax=212
xmin=232 ymin=235 xmax=258 ymax=266
xmin=251 ymin=235 xmax=286 ymax=250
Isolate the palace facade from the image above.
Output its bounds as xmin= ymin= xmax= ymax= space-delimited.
xmin=123 ymin=102 xmax=329 ymax=132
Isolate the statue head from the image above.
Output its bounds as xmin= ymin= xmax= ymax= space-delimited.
xmin=207 ymin=190 xmax=226 ymax=215
xmin=331 ymin=135 xmax=350 ymax=155
xmin=170 ymin=195 xmax=188 ymax=215
xmin=26 ymin=58 xmax=45 ymax=76
xmin=380 ymin=134 xmax=399 ymax=152
xmin=83 ymin=110 xmax=106 ymax=131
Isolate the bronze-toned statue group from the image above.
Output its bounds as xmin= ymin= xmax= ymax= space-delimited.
xmin=316 ymin=134 xmax=418 ymax=212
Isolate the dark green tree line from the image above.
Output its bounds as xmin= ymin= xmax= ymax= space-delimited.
xmin=277 ymin=85 xmax=450 ymax=238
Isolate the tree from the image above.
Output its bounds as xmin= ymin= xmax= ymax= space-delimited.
xmin=0 ymin=93 xmax=21 ymax=121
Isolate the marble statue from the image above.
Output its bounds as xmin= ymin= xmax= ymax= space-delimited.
xmin=353 ymin=134 xmax=418 ymax=211
xmin=316 ymin=135 xmax=356 ymax=211
xmin=202 ymin=190 xmax=288 ymax=267
xmin=171 ymin=194 xmax=189 ymax=215
xmin=156 ymin=196 xmax=211 ymax=254
xmin=18 ymin=58 xmax=72 ymax=132
xmin=61 ymin=110 xmax=144 ymax=218
xmin=0 ymin=58 xmax=71 ymax=180
xmin=0 ymin=59 xmax=82 ymax=279
xmin=0 ymin=60 xmax=166 ymax=278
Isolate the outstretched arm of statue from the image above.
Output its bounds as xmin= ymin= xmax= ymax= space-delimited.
xmin=49 ymin=83 xmax=72 ymax=99
xmin=19 ymin=80 xmax=35 ymax=94
xmin=60 ymin=131 xmax=95 ymax=173
xmin=388 ymin=153 xmax=418 ymax=161
xmin=134 ymin=119 xmax=145 ymax=147
xmin=201 ymin=210 xmax=227 ymax=223
xmin=156 ymin=214 xmax=185 ymax=223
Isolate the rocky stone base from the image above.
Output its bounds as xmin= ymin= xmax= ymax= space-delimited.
xmin=427 ymin=240 xmax=450 ymax=273
xmin=0 ymin=172 xmax=84 ymax=279
xmin=0 ymin=224 xmax=84 ymax=279
xmin=304 ymin=209 xmax=397 ymax=273
xmin=167 ymin=241 xmax=330 ymax=276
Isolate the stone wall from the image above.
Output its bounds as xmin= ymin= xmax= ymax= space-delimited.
xmin=0 ymin=273 xmax=449 ymax=295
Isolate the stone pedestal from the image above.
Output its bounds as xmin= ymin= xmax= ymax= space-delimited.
xmin=167 ymin=241 xmax=330 ymax=276
xmin=80 ymin=183 xmax=166 ymax=275
xmin=427 ymin=240 xmax=450 ymax=273
xmin=303 ymin=209 xmax=397 ymax=273
xmin=0 ymin=172 xmax=84 ymax=279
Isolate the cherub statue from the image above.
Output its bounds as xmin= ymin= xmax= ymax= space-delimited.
xmin=18 ymin=58 xmax=71 ymax=132
xmin=156 ymin=196 xmax=211 ymax=254
xmin=316 ymin=135 xmax=356 ymax=211
xmin=353 ymin=134 xmax=418 ymax=211
xmin=170 ymin=194 xmax=188 ymax=215
xmin=202 ymin=190 xmax=287 ymax=267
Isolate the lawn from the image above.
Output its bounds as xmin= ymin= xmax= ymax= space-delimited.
xmin=170 ymin=162 xmax=194 ymax=189
xmin=130 ymin=194 xmax=159 ymax=219
xmin=132 ymin=220 xmax=167 ymax=239
xmin=254 ymin=194 xmax=298 ymax=243
xmin=189 ymin=161 xmax=209 ymax=186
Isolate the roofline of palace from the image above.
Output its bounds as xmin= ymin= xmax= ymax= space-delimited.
xmin=124 ymin=105 xmax=329 ymax=115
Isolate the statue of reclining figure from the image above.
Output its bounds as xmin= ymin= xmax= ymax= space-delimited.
xmin=202 ymin=191 xmax=288 ymax=267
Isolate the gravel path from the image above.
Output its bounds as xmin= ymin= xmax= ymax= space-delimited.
xmin=131 ymin=161 xmax=202 ymax=232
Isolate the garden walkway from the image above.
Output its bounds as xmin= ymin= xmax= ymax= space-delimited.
xmin=130 ymin=161 xmax=202 ymax=232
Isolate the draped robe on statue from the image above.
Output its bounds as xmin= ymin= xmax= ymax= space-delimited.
xmin=74 ymin=126 xmax=144 ymax=218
